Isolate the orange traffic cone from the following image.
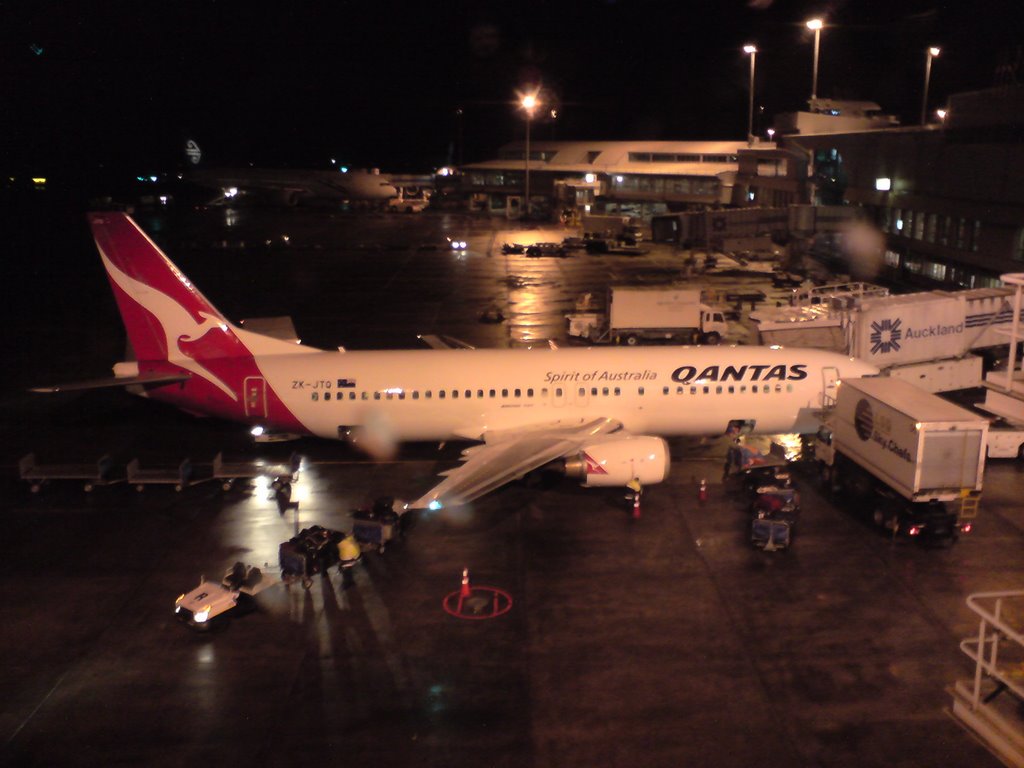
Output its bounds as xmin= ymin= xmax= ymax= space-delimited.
xmin=698 ymin=478 xmax=709 ymax=502
xmin=632 ymin=492 xmax=641 ymax=519
xmin=460 ymin=567 xmax=471 ymax=599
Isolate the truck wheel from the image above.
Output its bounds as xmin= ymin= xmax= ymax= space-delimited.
xmin=702 ymin=332 xmax=721 ymax=345
xmin=625 ymin=335 xmax=639 ymax=346
xmin=1018 ymin=443 xmax=1024 ymax=460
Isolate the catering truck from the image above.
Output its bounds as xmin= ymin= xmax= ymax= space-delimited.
xmin=566 ymin=286 xmax=729 ymax=345
xmin=815 ymin=377 xmax=987 ymax=543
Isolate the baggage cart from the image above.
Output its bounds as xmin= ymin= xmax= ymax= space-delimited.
xmin=352 ymin=516 xmax=398 ymax=553
xmin=127 ymin=457 xmax=194 ymax=492
xmin=751 ymin=518 xmax=793 ymax=551
xmin=19 ymin=453 xmax=120 ymax=492
xmin=352 ymin=497 xmax=406 ymax=553
xmin=278 ymin=525 xmax=343 ymax=588
xmin=212 ymin=451 xmax=301 ymax=491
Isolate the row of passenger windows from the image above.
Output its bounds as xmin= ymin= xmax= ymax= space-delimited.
xmin=310 ymin=383 xmax=795 ymax=402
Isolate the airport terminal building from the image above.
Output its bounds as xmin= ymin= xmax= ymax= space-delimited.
xmin=456 ymin=140 xmax=757 ymax=219
xmin=765 ymin=85 xmax=1024 ymax=289
xmin=444 ymin=85 xmax=1022 ymax=291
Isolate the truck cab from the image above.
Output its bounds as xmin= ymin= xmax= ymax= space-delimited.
xmin=700 ymin=308 xmax=729 ymax=344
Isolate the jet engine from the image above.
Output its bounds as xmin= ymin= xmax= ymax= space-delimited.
xmin=562 ymin=435 xmax=670 ymax=487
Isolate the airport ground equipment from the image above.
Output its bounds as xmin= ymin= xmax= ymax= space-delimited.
xmin=741 ymin=465 xmax=799 ymax=551
xmin=815 ymin=377 xmax=987 ymax=542
xmin=19 ymin=453 xmax=120 ymax=492
xmin=983 ymin=420 xmax=1024 ymax=459
xmin=525 ymin=242 xmax=568 ymax=258
xmin=566 ymin=286 xmax=729 ymax=345
xmin=174 ymin=563 xmax=278 ymax=631
xmin=951 ymin=590 xmax=1024 ymax=767
xmin=580 ymin=213 xmax=641 ymax=244
xmin=754 ymin=284 xmax=1024 ymax=393
xmin=279 ymin=526 xmax=344 ymax=589
xmin=352 ymin=497 xmax=405 ymax=553
xmin=127 ymin=457 xmax=194 ymax=492
xmin=212 ymin=451 xmax=301 ymax=491
xmin=751 ymin=517 xmax=793 ymax=551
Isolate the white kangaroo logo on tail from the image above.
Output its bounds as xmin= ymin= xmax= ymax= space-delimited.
xmin=99 ymin=248 xmax=240 ymax=402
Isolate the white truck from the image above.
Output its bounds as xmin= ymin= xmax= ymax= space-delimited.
xmin=387 ymin=188 xmax=430 ymax=213
xmin=580 ymin=214 xmax=641 ymax=242
xmin=985 ymin=421 xmax=1024 ymax=459
xmin=815 ymin=377 xmax=987 ymax=543
xmin=566 ymin=286 xmax=730 ymax=345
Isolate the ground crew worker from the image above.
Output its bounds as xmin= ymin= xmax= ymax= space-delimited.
xmin=722 ymin=438 xmax=742 ymax=481
xmin=337 ymin=533 xmax=362 ymax=588
xmin=626 ymin=477 xmax=642 ymax=519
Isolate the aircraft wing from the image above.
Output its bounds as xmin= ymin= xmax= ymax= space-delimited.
xmin=411 ymin=417 xmax=622 ymax=509
xmin=30 ymin=372 xmax=190 ymax=393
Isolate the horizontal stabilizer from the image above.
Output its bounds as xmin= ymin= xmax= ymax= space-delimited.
xmin=31 ymin=371 xmax=190 ymax=393
xmin=239 ymin=316 xmax=301 ymax=344
xmin=417 ymin=334 xmax=476 ymax=350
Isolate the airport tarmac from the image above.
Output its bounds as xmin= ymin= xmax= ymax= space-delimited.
xmin=1 ymin=204 xmax=1020 ymax=767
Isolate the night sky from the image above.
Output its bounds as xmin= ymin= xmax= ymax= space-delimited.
xmin=3 ymin=0 xmax=1021 ymax=183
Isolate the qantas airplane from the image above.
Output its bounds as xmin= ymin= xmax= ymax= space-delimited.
xmin=38 ymin=213 xmax=878 ymax=509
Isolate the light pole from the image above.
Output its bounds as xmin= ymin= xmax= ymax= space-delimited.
xmin=921 ymin=46 xmax=940 ymax=125
xmin=520 ymin=91 xmax=539 ymax=219
xmin=744 ymin=45 xmax=757 ymax=144
xmin=806 ymin=18 xmax=823 ymax=102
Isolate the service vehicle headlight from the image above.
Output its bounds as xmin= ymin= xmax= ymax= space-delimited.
xmin=193 ymin=605 xmax=212 ymax=623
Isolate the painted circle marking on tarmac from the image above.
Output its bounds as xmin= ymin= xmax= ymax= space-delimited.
xmin=442 ymin=586 xmax=513 ymax=619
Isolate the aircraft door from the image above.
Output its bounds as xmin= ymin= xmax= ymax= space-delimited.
xmin=244 ymin=376 xmax=268 ymax=418
xmin=821 ymin=366 xmax=839 ymax=408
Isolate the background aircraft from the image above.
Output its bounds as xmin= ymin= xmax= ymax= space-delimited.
xmin=182 ymin=139 xmax=397 ymax=207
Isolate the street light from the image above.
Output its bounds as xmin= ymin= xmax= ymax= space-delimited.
xmin=744 ymin=45 xmax=757 ymax=144
xmin=519 ymin=90 xmax=540 ymax=219
xmin=806 ymin=18 xmax=823 ymax=102
xmin=921 ymin=46 xmax=941 ymax=125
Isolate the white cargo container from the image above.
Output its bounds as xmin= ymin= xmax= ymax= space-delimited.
xmin=817 ymin=378 xmax=987 ymax=503
xmin=815 ymin=377 xmax=987 ymax=541
xmin=566 ymin=286 xmax=729 ymax=345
